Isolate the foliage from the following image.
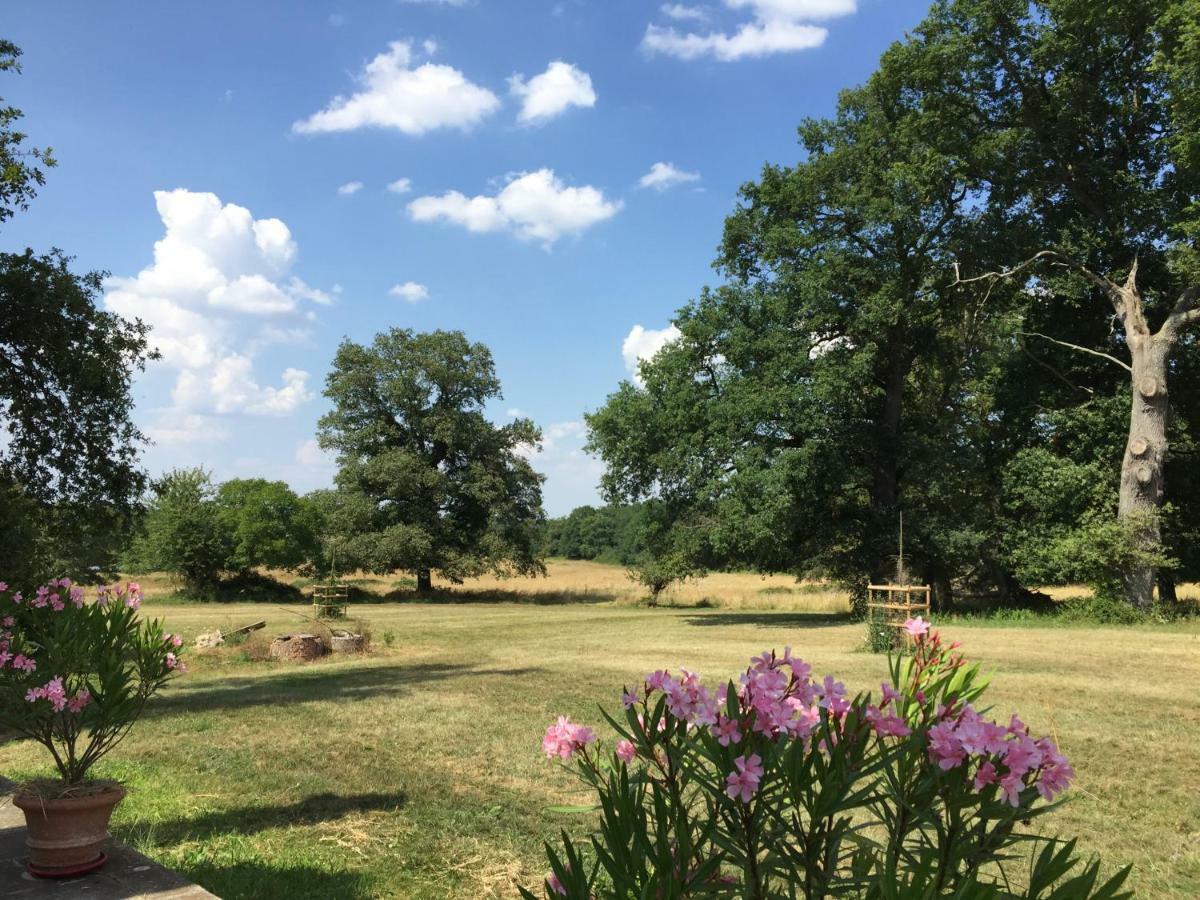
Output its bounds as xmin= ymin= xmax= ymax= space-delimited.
xmin=317 ymin=329 xmax=546 ymax=588
xmin=216 ymin=478 xmax=319 ymax=573
xmin=0 ymin=249 xmax=156 ymax=584
xmin=0 ymin=578 xmax=184 ymax=788
xmin=0 ymin=46 xmax=153 ymax=585
xmin=541 ymin=505 xmax=647 ymax=565
xmin=125 ymin=469 xmax=232 ymax=591
xmin=625 ymin=552 xmax=693 ymax=605
xmin=0 ymin=40 xmax=55 ymax=225
xmin=526 ymin=625 xmax=1128 ymax=899
xmin=586 ymin=0 xmax=1200 ymax=607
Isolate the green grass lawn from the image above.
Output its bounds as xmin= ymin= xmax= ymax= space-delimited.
xmin=1 ymin=602 xmax=1198 ymax=898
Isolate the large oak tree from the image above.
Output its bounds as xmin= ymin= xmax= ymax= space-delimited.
xmin=317 ymin=329 xmax=545 ymax=590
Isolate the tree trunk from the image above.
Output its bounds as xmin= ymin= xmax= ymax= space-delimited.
xmin=1157 ymin=570 xmax=1178 ymax=607
xmin=416 ymin=569 xmax=432 ymax=593
xmin=1118 ymin=331 xmax=1169 ymax=611
xmin=870 ymin=360 xmax=908 ymax=582
xmin=931 ymin=572 xmax=954 ymax=613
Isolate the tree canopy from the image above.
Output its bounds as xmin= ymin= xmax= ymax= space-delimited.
xmin=587 ymin=0 xmax=1200 ymax=609
xmin=0 ymin=41 xmax=153 ymax=584
xmin=318 ymin=328 xmax=545 ymax=590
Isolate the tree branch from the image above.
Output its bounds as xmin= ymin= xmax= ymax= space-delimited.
xmin=1016 ymin=331 xmax=1131 ymax=373
xmin=1160 ymin=286 xmax=1200 ymax=339
xmin=952 ymin=250 xmax=1127 ymax=318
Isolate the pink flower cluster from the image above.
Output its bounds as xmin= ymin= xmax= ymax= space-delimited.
xmin=542 ymin=716 xmax=598 ymax=760
xmin=96 ymin=581 xmax=141 ymax=609
xmin=24 ymin=676 xmax=91 ymax=713
xmin=725 ymin=753 xmax=764 ymax=803
xmin=926 ymin=705 xmax=1074 ymax=805
xmin=0 ymin=623 xmax=35 ymax=672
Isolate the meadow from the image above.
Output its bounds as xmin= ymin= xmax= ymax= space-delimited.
xmin=0 ymin=564 xmax=1197 ymax=898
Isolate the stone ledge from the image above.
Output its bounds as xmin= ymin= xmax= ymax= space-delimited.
xmin=0 ymin=782 xmax=217 ymax=899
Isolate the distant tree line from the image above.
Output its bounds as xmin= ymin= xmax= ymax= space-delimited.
xmin=538 ymin=504 xmax=647 ymax=565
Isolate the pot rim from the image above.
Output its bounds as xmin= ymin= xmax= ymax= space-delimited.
xmin=13 ymin=782 xmax=127 ymax=809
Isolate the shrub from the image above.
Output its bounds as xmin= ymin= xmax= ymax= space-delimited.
xmin=0 ymin=578 xmax=185 ymax=790
xmin=526 ymin=622 xmax=1128 ymax=898
xmin=626 ymin=553 xmax=693 ymax=606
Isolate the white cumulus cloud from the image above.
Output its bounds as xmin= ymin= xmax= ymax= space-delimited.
xmin=509 ymin=61 xmax=597 ymax=125
xmin=643 ymin=0 xmax=855 ymax=61
xmin=389 ymin=281 xmax=430 ymax=302
xmin=408 ymin=168 xmax=621 ymax=246
xmin=337 ymin=180 xmax=363 ymax=195
xmin=622 ymin=323 xmax=682 ymax=385
xmin=293 ymin=40 xmax=500 ymax=135
xmin=639 ymin=161 xmax=701 ymax=191
xmin=386 ymin=177 xmax=413 ymax=194
xmin=104 ymin=189 xmax=329 ymax=441
xmin=526 ymin=419 xmax=605 ymax=515
xmin=662 ymin=3 xmax=709 ymax=20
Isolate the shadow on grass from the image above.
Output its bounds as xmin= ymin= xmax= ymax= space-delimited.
xmin=181 ymin=860 xmax=374 ymax=900
xmin=683 ymin=611 xmax=853 ymax=629
xmin=379 ymin=587 xmax=620 ymax=606
xmin=120 ymin=791 xmax=407 ymax=847
xmin=145 ymin=662 xmax=543 ymax=718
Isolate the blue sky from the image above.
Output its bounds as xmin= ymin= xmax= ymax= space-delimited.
xmin=4 ymin=0 xmax=930 ymax=515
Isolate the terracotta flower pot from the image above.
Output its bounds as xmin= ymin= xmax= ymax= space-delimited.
xmin=13 ymin=784 xmax=126 ymax=876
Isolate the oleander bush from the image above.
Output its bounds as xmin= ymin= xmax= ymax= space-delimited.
xmin=526 ymin=620 xmax=1128 ymax=899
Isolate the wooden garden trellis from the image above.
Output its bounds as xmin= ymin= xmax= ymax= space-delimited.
xmin=312 ymin=583 xmax=349 ymax=619
xmin=866 ymin=584 xmax=931 ymax=651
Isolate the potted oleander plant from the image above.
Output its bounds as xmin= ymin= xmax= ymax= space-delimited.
xmin=0 ymin=578 xmax=185 ymax=877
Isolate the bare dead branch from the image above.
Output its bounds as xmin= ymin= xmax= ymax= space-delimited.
xmin=1018 ymin=344 xmax=1094 ymax=395
xmin=952 ymin=250 xmax=1127 ymax=318
xmin=1016 ymin=331 xmax=1131 ymax=373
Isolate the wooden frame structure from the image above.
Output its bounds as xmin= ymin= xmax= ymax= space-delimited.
xmin=312 ymin=583 xmax=349 ymax=619
xmin=866 ymin=584 xmax=931 ymax=651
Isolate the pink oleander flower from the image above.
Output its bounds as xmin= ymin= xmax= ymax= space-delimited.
xmin=818 ymin=675 xmax=851 ymax=717
xmin=12 ymin=654 xmax=35 ymax=672
xmin=616 ymin=740 xmax=636 ymax=763
xmin=542 ymin=716 xmax=598 ymax=760
xmin=714 ymin=715 xmax=742 ymax=747
xmin=547 ymin=872 xmax=567 ymax=896
xmin=11 ymin=592 xmax=21 ymax=604
xmin=27 ymin=676 xmax=69 ymax=712
xmin=645 ymin=669 xmax=670 ymax=692
xmin=903 ymin=616 xmax=930 ymax=637
xmin=865 ymin=704 xmax=912 ymax=739
xmin=67 ymin=689 xmax=92 ymax=713
xmin=2 ymin=616 xmax=12 ymax=628
xmin=725 ymin=753 xmax=764 ymax=804
xmin=973 ymin=760 xmax=999 ymax=791
xmin=880 ymin=682 xmax=901 ymax=708
xmin=621 ymin=689 xmax=639 ymax=709
xmin=999 ymin=772 xmax=1024 ymax=807
xmin=1002 ymin=733 xmax=1042 ymax=778
xmin=69 ymin=586 xmax=85 ymax=608
xmin=1035 ymin=739 xmax=1075 ymax=801
xmin=0 ymin=581 xmax=7 ymax=592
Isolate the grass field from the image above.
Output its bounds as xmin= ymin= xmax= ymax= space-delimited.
xmin=0 ymin=567 xmax=1197 ymax=898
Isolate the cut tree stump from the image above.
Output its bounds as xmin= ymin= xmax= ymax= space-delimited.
xmin=269 ymin=633 xmax=327 ymax=661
